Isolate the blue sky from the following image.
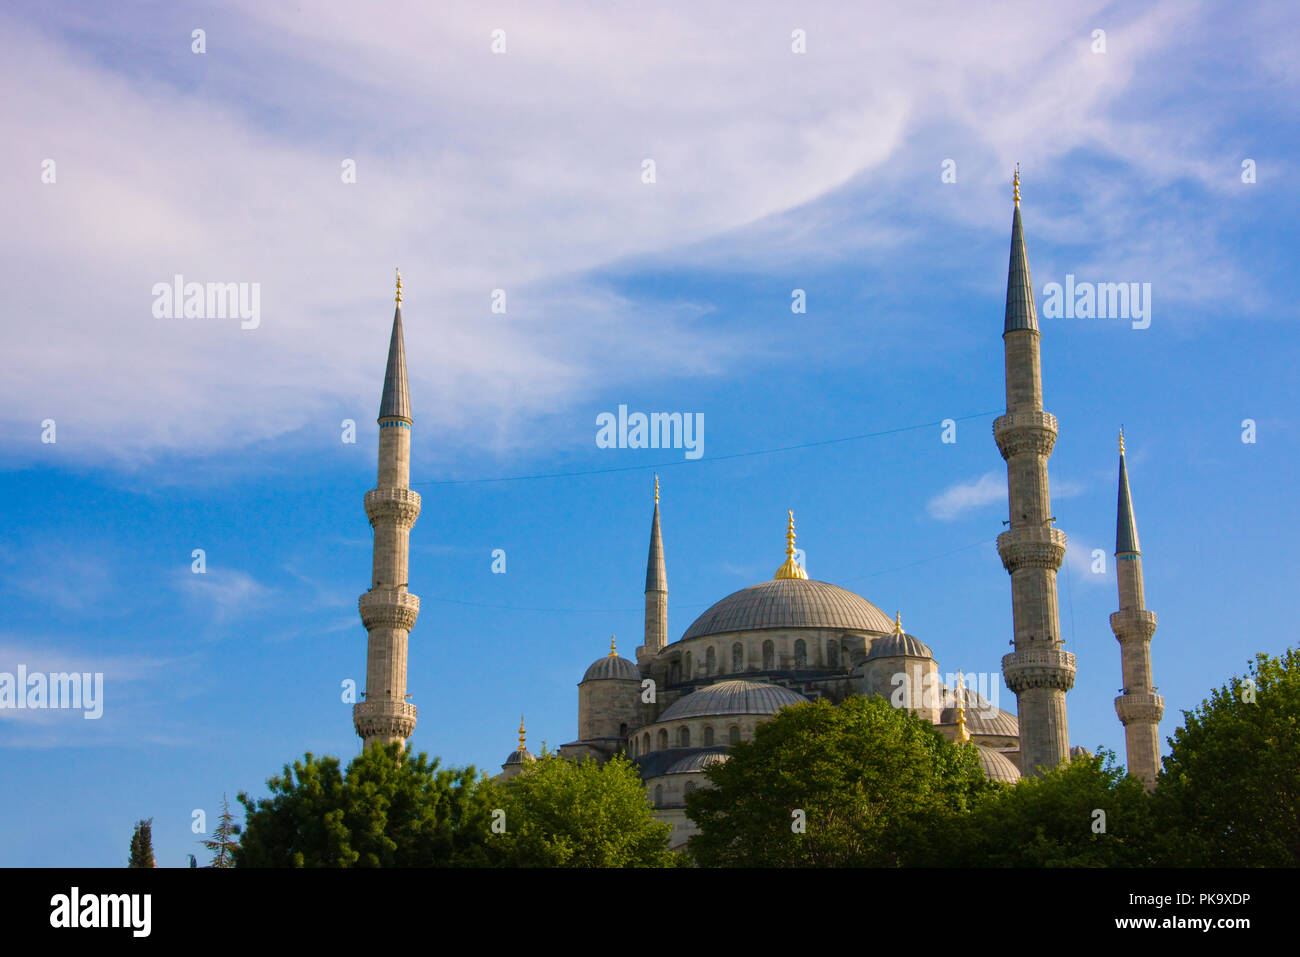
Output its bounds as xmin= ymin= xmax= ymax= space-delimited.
xmin=1 ymin=1 xmax=1297 ymax=866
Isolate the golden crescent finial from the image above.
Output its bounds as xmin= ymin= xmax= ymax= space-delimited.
xmin=609 ymin=635 xmax=617 ymax=657
xmin=518 ymin=715 xmax=526 ymax=750
xmin=654 ymin=474 xmax=659 ymax=506
xmin=773 ymin=510 xmax=808 ymax=579
xmin=1119 ymin=427 xmax=1125 ymax=455
xmin=894 ymin=611 xmax=903 ymax=635
xmin=395 ymin=267 xmax=402 ymax=304
xmin=1013 ymin=165 xmax=1021 ymax=207
xmin=955 ymin=672 xmax=971 ymax=742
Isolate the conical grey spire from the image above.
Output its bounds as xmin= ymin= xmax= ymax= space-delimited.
xmin=1117 ymin=448 xmax=1141 ymax=555
xmin=1004 ymin=205 xmax=1039 ymax=334
xmin=646 ymin=499 xmax=667 ymax=593
xmin=378 ymin=304 xmax=411 ymax=421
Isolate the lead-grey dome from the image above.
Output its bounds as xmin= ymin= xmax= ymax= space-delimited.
xmin=659 ymin=679 xmax=808 ymax=721
xmin=666 ymin=749 xmax=731 ymax=775
xmin=503 ymin=747 xmax=534 ymax=767
xmin=866 ymin=631 xmax=934 ymax=660
xmin=583 ymin=654 xmax=639 ymax=682
xmin=975 ymin=746 xmax=1021 ymax=783
xmin=681 ymin=579 xmax=893 ymax=641
xmin=939 ymin=691 xmax=1019 ymax=737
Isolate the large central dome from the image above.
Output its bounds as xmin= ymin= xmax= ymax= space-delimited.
xmin=681 ymin=578 xmax=894 ymax=641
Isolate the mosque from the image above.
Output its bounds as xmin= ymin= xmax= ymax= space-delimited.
xmin=352 ymin=173 xmax=1165 ymax=849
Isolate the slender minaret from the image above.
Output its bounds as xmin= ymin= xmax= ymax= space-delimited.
xmin=1111 ymin=430 xmax=1163 ymax=789
xmin=642 ymin=475 xmax=668 ymax=657
xmin=995 ymin=169 xmax=1076 ymax=776
xmin=353 ymin=270 xmax=421 ymax=749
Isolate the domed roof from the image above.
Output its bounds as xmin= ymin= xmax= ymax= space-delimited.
xmin=666 ymin=749 xmax=731 ymax=775
xmin=659 ymin=679 xmax=808 ymax=721
xmin=940 ymin=692 xmax=1019 ymax=737
xmin=681 ymin=579 xmax=893 ymax=641
xmin=866 ymin=631 xmax=933 ymax=660
xmin=583 ymin=637 xmax=640 ymax=681
xmin=1069 ymin=745 xmax=1093 ymax=760
xmin=975 ymin=746 xmax=1021 ymax=783
xmin=503 ymin=747 xmax=535 ymax=767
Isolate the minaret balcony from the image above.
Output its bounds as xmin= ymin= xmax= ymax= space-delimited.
xmin=993 ymin=410 xmax=1058 ymax=460
xmin=1114 ymin=691 xmax=1164 ymax=725
xmin=997 ymin=526 xmax=1067 ymax=572
xmin=1110 ymin=609 xmax=1158 ymax=641
xmin=1002 ymin=647 xmax=1077 ymax=693
xmin=364 ymin=487 xmax=422 ymax=529
xmin=359 ymin=589 xmax=420 ymax=632
xmin=353 ymin=699 xmax=418 ymax=740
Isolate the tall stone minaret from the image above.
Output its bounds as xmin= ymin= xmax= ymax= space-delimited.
xmin=641 ymin=476 xmax=668 ymax=662
xmin=353 ymin=270 xmax=421 ymax=749
xmin=1111 ymin=430 xmax=1163 ymax=789
xmin=995 ymin=169 xmax=1076 ymax=776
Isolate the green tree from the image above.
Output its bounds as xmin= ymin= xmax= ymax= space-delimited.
xmin=936 ymin=749 xmax=1154 ymax=867
xmin=477 ymin=750 xmax=676 ymax=867
xmin=235 ymin=743 xmax=491 ymax=867
xmin=200 ymin=793 xmax=243 ymax=868
xmin=128 ymin=818 xmax=155 ymax=868
xmin=1153 ymin=648 xmax=1300 ymax=866
xmin=685 ymin=695 xmax=989 ymax=866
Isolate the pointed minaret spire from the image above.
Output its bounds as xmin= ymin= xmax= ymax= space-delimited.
xmin=354 ymin=274 xmax=421 ymax=750
xmin=774 ymin=510 xmax=809 ymax=580
xmin=1004 ymin=166 xmax=1038 ymax=335
xmin=995 ymin=176 xmax=1075 ymax=777
xmin=1111 ymin=432 xmax=1163 ymax=790
xmin=379 ymin=269 xmax=411 ymax=422
xmin=642 ymin=477 xmax=668 ymax=657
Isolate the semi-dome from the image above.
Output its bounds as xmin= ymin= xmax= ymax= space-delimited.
xmin=681 ymin=579 xmax=893 ymax=641
xmin=659 ymin=679 xmax=808 ymax=721
xmin=582 ymin=636 xmax=640 ymax=681
xmin=503 ymin=747 xmax=535 ymax=767
xmin=975 ymin=746 xmax=1021 ymax=783
xmin=666 ymin=749 xmax=731 ymax=775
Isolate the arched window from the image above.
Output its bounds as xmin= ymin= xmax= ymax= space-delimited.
xmin=643 ymin=733 xmax=651 ymax=754
xmin=732 ymin=642 xmax=744 ymax=672
xmin=827 ymin=640 xmax=840 ymax=668
xmin=669 ymin=661 xmax=680 ymax=684
xmin=703 ymin=725 xmax=714 ymax=746
xmin=655 ymin=784 xmax=663 ymax=806
xmin=705 ymin=646 xmax=716 ymax=675
xmin=794 ymin=638 xmax=807 ymax=670
xmin=729 ymin=725 xmax=741 ymax=744
xmin=679 ymin=726 xmax=691 ymax=748
xmin=619 ymin=722 xmax=628 ymax=738
xmin=684 ymin=651 xmax=693 ymax=679
xmin=658 ymin=729 xmax=669 ymax=751
xmin=762 ymin=639 xmax=775 ymax=670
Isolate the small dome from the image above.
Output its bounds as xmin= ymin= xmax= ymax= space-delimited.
xmin=666 ymin=749 xmax=731 ymax=775
xmin=976 ymin=746 xmax=1021 ymax=783
xmin=865 ymin=631 xmax=933 ymax=660
xmin=503 ymin=747 xmax=535 ymax=767
xmin=1069 ymin=745 xmax=1093 ymax=760
xmin=659 ymin=679 xmax=808 ymax=721
xmin=583 ymin=654 xmax=640 ymax=682
xmin=939 ymin=692 xmax=1019 ymax=737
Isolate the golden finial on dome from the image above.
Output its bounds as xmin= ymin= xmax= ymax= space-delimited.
xmin=774 ymin=509 xmax=808 ymax=580
xmin=609 ymin=635 xmax=617 ymax=657
xmin=1119 ymin=427 xmax=1125 ymax=456
xmin=894 ymin=611 xmax=903 ymax=636
xmin=654 ymin=474 xmax=659 ymax=506
xmin=1013 ymin=165 xmax=1021 ymax=207
xmin=395 ymin=267 xmax=402 ymax=304
xmin=518 ymin=715 xmax=526 ymax=750
xmin=955 ymin=672 xmax=971 ymax=743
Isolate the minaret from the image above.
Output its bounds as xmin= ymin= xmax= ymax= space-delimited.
xmin=642 ymin=475 xmax=668 ymax=657
xmin=995 ymin=169 xmax=1076 ymax=776
xmin=353 ymin=270 xmax=421 ymax=749
xmin=1111 ymin=430 xmax=1163 ymax=789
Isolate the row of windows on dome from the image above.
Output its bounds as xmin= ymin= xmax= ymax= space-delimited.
xmin=673 ymin=638 xmax=837 ymax=682
xmin=628 ymin=724 xmax=742 ymax=757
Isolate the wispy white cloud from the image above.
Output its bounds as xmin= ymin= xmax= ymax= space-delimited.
xmin=928 ymin=472 xmax=1005 ymax=520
